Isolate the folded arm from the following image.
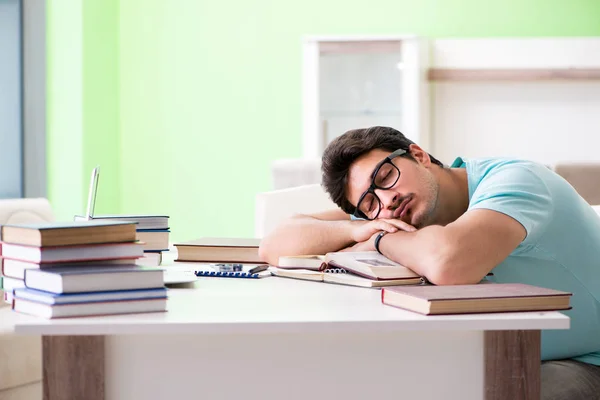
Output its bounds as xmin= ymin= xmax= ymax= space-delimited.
xmin=377 ymin=209 xmax=526 ymax=285
xmin=258 ymin=209 xmax=415 ymax=266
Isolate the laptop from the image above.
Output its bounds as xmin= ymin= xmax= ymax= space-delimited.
xmin=82 ymin=166 xmax=197 ymax=284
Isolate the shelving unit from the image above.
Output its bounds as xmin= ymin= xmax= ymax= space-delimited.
xmin=302 ymin=35 xmax=430 ymax=158
xmin=428 ymin=68 xmax=600 ymax=81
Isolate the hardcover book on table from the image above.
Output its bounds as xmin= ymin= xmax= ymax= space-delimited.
xmin=1 ymin=220 xmax=138 ymax=247
xmin=174 ymin=237 xmax=263 ymax=263
xmin=23 ymin=266 xmax=165 ymax=294
xmin=381 ymin=283 xmax=572 ymax=315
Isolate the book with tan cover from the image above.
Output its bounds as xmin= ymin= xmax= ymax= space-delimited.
xmin=174 ymin=237 xmax=263 ymax=263
xmin=382 ymin=283 xmax=572 ymax=315
xmin=1 ymin=220 xmax=138 ymax=247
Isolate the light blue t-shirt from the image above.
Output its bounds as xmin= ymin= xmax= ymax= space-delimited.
xmin=453 ymin=157 xmax=600 ymax=365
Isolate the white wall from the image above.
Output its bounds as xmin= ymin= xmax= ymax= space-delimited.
xmin=432 ymin=81 xmax=600 ymax=166
xmin=430 ymin=38 xmax=600 ymax=166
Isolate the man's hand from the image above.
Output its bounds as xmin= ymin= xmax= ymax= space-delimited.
xmin=342 ymin=231 xmax=380 ymax=252
xmin=350 ymin=218 xmax=415 ymax=243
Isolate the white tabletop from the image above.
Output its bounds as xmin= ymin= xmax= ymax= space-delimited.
xmin=0 ymin=269 xmax=569 ymax=335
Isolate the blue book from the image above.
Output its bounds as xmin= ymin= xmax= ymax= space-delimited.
xmin=13 ymin=287 xmax=167 ymax=305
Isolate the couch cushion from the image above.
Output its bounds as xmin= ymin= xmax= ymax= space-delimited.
xmin=271 ymin=158 xmax=321 ymax=190
xmin=0 ymin=198 xmax=54 ymax=226
xmin=554 ymin=163 xmax=600 ymax=205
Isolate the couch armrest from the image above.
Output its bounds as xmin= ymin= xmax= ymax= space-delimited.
xmin=254 ymin=184 xmax=337 ymax=238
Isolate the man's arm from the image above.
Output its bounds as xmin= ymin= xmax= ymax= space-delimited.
xmin=377 ymin=209 xmax=526 ymax=285
xmin=258 ymin=209 xmax=415 ymax=266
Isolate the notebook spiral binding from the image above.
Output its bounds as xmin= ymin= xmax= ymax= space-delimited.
xmin=194 ymin=271 xmax=262 ymax=279
xmin=324 ymin=267 xmax=347 ymax=274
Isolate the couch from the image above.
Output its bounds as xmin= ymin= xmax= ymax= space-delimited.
xmin=271 ymin=159 xmax=600 ymax=205
xmin=0 ymin=198 xmax=55 ymax=400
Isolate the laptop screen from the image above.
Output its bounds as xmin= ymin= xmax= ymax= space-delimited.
xmin=85 ymin=166 xmax=100 ymax=220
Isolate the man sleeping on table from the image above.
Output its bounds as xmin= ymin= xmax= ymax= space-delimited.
xmin=259 ymin=126 xmax=600 ymax=400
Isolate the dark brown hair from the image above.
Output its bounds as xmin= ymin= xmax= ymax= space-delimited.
xmin=321 ymin=126 xmax=444 ymax=215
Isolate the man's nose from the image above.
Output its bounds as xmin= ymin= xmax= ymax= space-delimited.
xmin=375 ymin=189 xmax=399 ymax=209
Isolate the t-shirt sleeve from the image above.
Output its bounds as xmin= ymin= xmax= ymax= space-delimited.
xmin=468 ymin=163 xmax=554 ymax=246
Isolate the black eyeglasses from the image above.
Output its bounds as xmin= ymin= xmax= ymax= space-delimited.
xmin=353 ymin=148 xmax=407 ymax=220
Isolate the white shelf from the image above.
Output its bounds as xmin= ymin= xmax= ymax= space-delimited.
xmin=428 ymin=68 xmax=600 ymax=81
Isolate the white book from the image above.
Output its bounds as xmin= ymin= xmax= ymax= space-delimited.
xmin=2 ymin=242 xmax=144 ymax=263
xmin=13 ymin=298 xmax=167 ymax=319
xmin=135 ymin=252 xmax=162 ymax=267
xmin=1 ymin=258 xmax=134 ymax=280
xmin=2 ymin=276 xmax=25 ymax=292
xmin=24 ymin=266 xmax=164 ymax=294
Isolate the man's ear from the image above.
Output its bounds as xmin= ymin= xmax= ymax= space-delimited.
xmin=408 ymin=144 xmax=431 ymax=167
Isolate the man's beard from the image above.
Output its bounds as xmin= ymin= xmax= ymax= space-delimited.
xmin=413 ymin=178 xmax=440 ymax=229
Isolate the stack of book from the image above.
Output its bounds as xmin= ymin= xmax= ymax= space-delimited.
xmin=1 ymin=221 xmax=167 ymax=318
xmin=75 ymin=215 xmax=170 ymax=266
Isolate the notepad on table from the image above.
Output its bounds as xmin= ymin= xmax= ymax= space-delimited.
xmin=194 ymin=264 xmax=271 ymax=279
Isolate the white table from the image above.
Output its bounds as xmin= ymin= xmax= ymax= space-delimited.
xmin=0 ymin=272 xmax=569 ymax=400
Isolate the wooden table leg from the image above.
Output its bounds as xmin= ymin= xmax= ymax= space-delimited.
xmin=485 ymin=330 xmax=540 ymax=400
xmin=42 ymin=335 xmax=105 ymax=400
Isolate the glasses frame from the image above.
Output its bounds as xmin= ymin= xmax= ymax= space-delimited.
xmin=353 ymin=148 xmax=407 ymax=220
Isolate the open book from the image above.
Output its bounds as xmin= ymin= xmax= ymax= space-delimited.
xmin=276 ymin=251 xmax=420 ymax=281
xmin=272 ymin=251 xmax=423 ymax=288
xmin=271 ymin=267 xmax=423 ymax=288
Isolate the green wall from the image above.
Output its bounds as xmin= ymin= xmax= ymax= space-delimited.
xmin=48 ymin=0 xmax=600 ymax=242
xmin=47 ymin=0 xmax=120 ymax=221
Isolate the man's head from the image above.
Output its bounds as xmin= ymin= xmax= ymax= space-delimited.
xmin=321 ymin=126 xmax=444 ymax=228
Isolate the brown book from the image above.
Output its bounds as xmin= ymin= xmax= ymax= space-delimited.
xmin=174 ymin=237 xmax=263 ymax=263
xmin=1 ymin=221 xmax=138 ymax=247
xmin=382 ymin=283 xmax=572 ymax=315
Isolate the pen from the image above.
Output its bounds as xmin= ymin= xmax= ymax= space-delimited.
xmin=248 ymin=265 xmax=269 ymax=274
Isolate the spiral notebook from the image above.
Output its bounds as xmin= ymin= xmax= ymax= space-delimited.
xmin=194 ymin=264 xmax=271 ymax=279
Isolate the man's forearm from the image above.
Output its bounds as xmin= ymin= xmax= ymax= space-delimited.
xmin=378 ymin=225 xmax=452 ymax=283
xmin=259 ymin=216 xmax=356 ymax=265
